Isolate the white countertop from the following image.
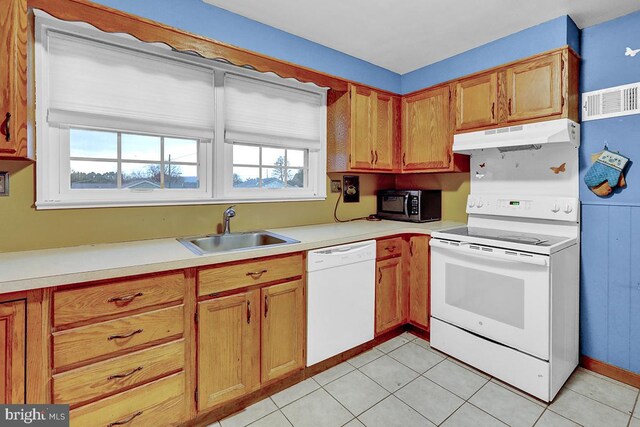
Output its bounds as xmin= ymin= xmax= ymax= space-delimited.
xmin=0 ymin=219 xmax=461 ymax=294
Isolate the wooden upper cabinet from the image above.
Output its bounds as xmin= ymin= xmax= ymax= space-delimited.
xmin=505 ymin=53 xmax=563 ymax=122
xmin=197 ymin=291 xmax=260 ymax=411
xmin=401 ymin=86 xmax=451 ymax=171
xmin=374 ymin=93 xmax=396 ymax=170
xmin=327 ymin=84 xmax=398 ymax=172
xmin=408 ymin=236 xmax=430 ymax=331
xmin=261 ymin=280 xmax=305 ymax=383
xmin=350 ymin=85 xmax=375 ymax=169
xmin=0 ymin=300 xmax=25 ymax=404
xmin=455 ymin=73 xmax=498 ymax=131
xmin=0 ymin=0 xmax=29 ymax=159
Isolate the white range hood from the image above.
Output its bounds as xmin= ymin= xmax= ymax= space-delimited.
xmin=453 ymin=118 xmax=580 ymax=153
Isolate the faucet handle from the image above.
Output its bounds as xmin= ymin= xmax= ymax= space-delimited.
xmin=225 ymin=205 xmax=236 ymax=216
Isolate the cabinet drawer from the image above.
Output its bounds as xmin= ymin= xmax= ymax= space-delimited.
xmin=199 ymin=254 xmax=303 ymax=297
xmin=69 ymin=372 xmax=185 ymax=427
xmin=53 ymin=305 xmax=184 ymax=370
xmin=54 ymin=272 xmax=185 ymax=327
xmin=53 ymin=339 xmax=184 ymax=406
xmin=376 ymin=237 xmax=403 ymax=259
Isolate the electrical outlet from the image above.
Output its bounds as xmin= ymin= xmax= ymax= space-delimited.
xmin=342 ymin=175 xmax=360 ymax=203
xmin=330 ymin=180 xmax=341 ymax=193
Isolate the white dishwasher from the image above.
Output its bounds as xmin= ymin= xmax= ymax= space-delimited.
xmin=306 ymin=240 xmax=376 ymax=366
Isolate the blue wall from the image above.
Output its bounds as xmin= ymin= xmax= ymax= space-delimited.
xmin=92 ymin=0 xmax=402 ymax=93
xmin=401 ymin=16 xmax=580 ymax=94
xmin=579 ymin=10 xmax=640 ymax=373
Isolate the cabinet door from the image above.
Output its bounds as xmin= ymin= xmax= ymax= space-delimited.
xmin=0 ymin=0 xmax=28 ymax=158
xmin=374 ymin=93 xmax=396 ymax=170
xmin=408 ymin=236 xmax=430 ymax=330
xmin=506 ymin=53 xmax=562 ymax=122
xmin=349 ymin=85 xmax=374 ymax=169
xmin=197 ymin=292 xmax=259 ymax=411
xmin=0 ymin=300 xmax=25 ymax=404
xmin=455 ymin=73 xmax=497 ymax=131
xmin=375 ymin=257 xmax=405 ymax=335
xmin=401 ymin=86 xmax=451 ymax=171
xmin=261 ymin=280 xmax=304 ymax=383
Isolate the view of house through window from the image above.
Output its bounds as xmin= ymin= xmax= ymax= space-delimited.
xmin=232 ymin=144 xmax=307 ymax=189
xmin=69 ymin=128 xmax=200 ymax=190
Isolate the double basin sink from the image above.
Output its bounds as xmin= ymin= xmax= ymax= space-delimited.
xmin=178 ymin=231 xmax=300 ymax=255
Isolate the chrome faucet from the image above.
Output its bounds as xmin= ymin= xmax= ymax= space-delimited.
xmin=222 ymin=205 xmax=236 ymax=234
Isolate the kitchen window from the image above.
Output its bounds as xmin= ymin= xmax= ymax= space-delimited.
xmin=34 ymin=12 xmax=326 ymax=209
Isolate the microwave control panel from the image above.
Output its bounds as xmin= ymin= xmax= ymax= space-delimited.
xmin=408 ymin=196 xmax=420 ymax=215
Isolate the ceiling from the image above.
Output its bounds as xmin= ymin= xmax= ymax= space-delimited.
xmin=202 ymin=0 xmax=640 ymax=74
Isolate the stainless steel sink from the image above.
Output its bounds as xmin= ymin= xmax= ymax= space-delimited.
xmin=178 ymin=231 xmax=300 ymax=255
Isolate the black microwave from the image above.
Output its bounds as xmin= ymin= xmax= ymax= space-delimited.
xmin=377 ymin=190 xmax=441 ymax=223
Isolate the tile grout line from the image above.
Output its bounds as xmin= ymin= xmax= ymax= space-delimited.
xmin=560 ymin=385 xmax=638 ymax=416
xmin=391 ymin=375 xmax=464 ymax=426
xmin=543 ymin=408 xmax=586 ymax=427
xmin=321 ymin=375 xmax=389 ymax=421
xmin=627 ymin=392 xmax=640 ymax=427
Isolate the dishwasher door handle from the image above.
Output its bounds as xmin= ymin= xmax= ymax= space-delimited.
xmin=313 ymin=243 xmax=373 ymax=256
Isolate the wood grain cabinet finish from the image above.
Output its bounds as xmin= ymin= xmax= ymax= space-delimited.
xmin=53 ymin=272 xmax=185 ymax=327
xmin=0 ymin=0 xmax=29 ymax=159
xmin=53 ymin=339 xmax=185 ymax=407
xmin=376 ymin=237 xmax=403 ymax=259
xmin=328 ymin=84 xmax=399 ymax=172
xmin=408 ymin=236 xmax=430 ymax=330
xmin=198 ymin=254 xmax=303 ymax=297
xmin=375 ymin=257 xmax=405 ymax=335
xmin=0 ymin=300 xmax=25 ymax=404
xmin=261 ymin=280 xmax=305 ymax=383
xmin=53 ymin=305 xmax=184 ymax=369
xmin=401 ymin=86 xmax=452 ymax=171
xmin=455 ymin=73 xmax=498 ymax=131
xmin=197 ymin=291 xmax=260 ymax=411
xmin=69 ymin=372 xmax=186 ymax=427
xmin=505 ymin=53 xmax=563 ymax=122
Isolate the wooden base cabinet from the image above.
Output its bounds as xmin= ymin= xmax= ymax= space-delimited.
xmin=0 ymin=300 xmax=25 ymax=404
xmin=197 ymin=292 xmax=260 ymax=411
xmin=261 ymin=280 xmax=305 ymax=383
xmin=408 ymin=236 xmax=430 ymax=330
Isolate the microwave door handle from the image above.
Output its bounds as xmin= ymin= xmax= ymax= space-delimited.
xmin=430 ymin=239 xmax=548 ymax=267
xmin=403 ymin=194 xmax=410 ymax=215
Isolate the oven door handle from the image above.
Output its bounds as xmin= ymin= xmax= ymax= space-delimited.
xmin=429 ymin=239 xmax=548 ymax=267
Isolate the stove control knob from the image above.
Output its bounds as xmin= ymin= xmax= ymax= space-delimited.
xmin=551 ymin=203 xmax=560 ymax=213
xmin=564 ymin=204 xmax=573 ymax=214
xmin=468 ymin=199 xmax=476 ymax=208
xmin=476 ymin=199 xmax=484 ymax=208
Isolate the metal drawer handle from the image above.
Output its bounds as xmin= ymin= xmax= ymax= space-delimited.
xmin=2 ymin=112 xmax=10 ymax=142
xmin=385 ymin=246 xmax=396 ymax=252
xmin=108 ymin=292 xmax=143 ymax=303
xmin=247 ymin=300 xmax=251 ymax=324
xmin=246 ymin=269 xmax=267 ymax=279
xmin=107 ymin=366 xmax=143 ymax=380
xmin=107 ymin=411 xmax=143 ymax=427
xmin=108 ymin=329 xmax=143 ymax=341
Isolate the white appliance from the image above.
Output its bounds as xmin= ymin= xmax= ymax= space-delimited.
xmin=430 ymin=122 xmax=580 ymax=402
xmin=306 ymin=240 xmax=376 ymax=366
xmin=453 ymin=118 xmax=579 ymax=153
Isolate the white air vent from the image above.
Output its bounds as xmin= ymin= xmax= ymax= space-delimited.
xmin=582 ymin=82 xmax=640 ymax=121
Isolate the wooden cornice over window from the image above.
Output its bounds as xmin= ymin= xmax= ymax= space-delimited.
xmin=27 ymin=0 xmax=350 ymax=91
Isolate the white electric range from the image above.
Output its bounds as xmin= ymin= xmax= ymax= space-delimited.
xmin=430 ymin=119 xmax=580 ymax=402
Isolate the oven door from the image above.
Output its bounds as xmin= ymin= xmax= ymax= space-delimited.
xmin=430 ymin=238 xmax=550 ymax=360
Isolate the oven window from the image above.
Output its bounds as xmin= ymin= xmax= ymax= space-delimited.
xmin=445 ymin=264 xmax=525 ymax=329
xmin=381 ymin=196 xmax=406 ymax=213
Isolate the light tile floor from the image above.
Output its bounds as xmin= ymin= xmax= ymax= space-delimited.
xmin=210 ymin=332 xmax=640 ymax=427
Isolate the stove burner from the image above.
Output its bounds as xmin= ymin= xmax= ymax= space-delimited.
xmin=501 ymin=235 xmax=549 ymax=245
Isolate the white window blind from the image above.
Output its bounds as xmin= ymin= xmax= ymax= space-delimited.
xmin=224 ymin=74 xmax=324 ymax=150
xmin=46 ymin=30 xmax=215 ymax=139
